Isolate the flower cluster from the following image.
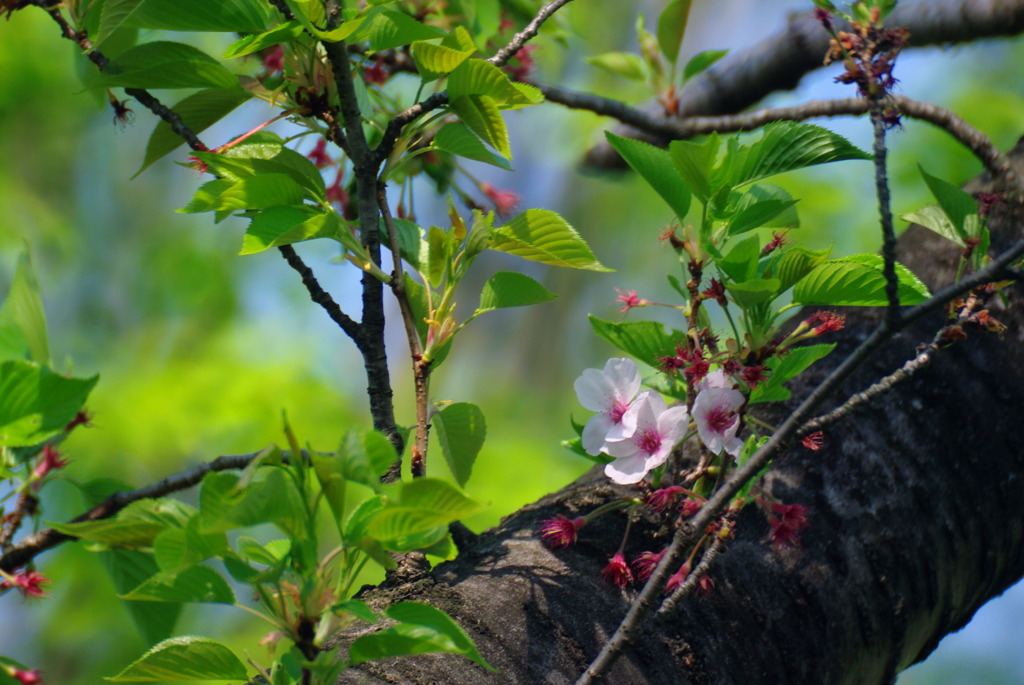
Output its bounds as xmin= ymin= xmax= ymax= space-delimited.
xmin=574 ymin=358 xmax=687 ymax=484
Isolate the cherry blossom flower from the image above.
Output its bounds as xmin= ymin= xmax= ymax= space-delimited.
xmin=601 ymin=552 xmax=633 ymax=587
xmin=740 ymin=365 xmax=769 ymax=390
xmin=632 ymin=549 xmax=666 ymax=582
xmin=697 ymin=368 xmax=732 ymax=391
xmin=678 ymin=499 xmax=702 ymax=518
xmin=574 ymin=358 xmax=642 ymax=456
xmin=761 ymin=230 xmax=789 ymax=255
xmin=262 ymin=45 xmax=284 ymax=73
xmin=696 ymin=574 xmax=715 ymax=597
xmin=701 ymin=278 xmax=727 ymax=306
xmin=538 ymin=515 xmax=586 ymax=549
xmin=692 ymin=387 xmax=745 ymax=458
xmin=604 ymin=392 xmax=689 ymax=484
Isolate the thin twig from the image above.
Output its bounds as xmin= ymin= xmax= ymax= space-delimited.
xmin=655 ymin=535 xmax=726 ymax=618
xmin=487 ymin=0 xmax=577 ymax=67
xmin=277 ymin=244 xmax=362 ymax=342
xmin=576 ymin=232 xmax=1024 ymax=683
xmin=0 ymin=452 xmax=265 ymax=572
xmin=377 ymin=187 xmax=430 ymax=480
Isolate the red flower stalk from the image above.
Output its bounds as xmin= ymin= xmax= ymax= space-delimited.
xmin=801 ymin=431 xmax=825 ymax=451
xmin=32 ymin=444 xmax=69 ymax=482
xmin=481 ymin=182 xmax=520 ymax=217
xmin=601 ymin=552 xmax=634 ymax=587
xmin=803 ymin=310 xmax=846 ymax=336
xmin=538 ymin=515 xmax=586 ymax=549
xmin=765 ymin=501 xmax=811 ymax=549
xmin=976 ymin=192 xmax=1002 ymax=217
xmin=762 ymin=230 xmax=789 ymax=255
xmin=2 ymin=570 xmax=49 ymax=599
xmin=664 ymin=562 xmax=691 ymax=594
xmin=678 ymin=498 xmax=703 ymax=519
xmin=647 ymin=486 xmax=686 ymax=511
xmin=65 ymin=410 xmax=92 ymax=432
xmin=632 ymin=549 xmax=667 ymax=582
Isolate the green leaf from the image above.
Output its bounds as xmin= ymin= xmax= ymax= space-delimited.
xmin=490 ymin=210 xmax=611 ymax=271
xmin=751 ymin=343 xmax=836 ymax=403
xmin=656 ymin=0 xmax=692 ymax=63
xmin=121 ymin=564 xmax=235 ymax=604
xmin=669 ymin=133 xmax=719 ymax=203
xmin=337 ymin=429 xmax=398 ymax=489
xmin=901 ymin=205 xmax=964 ymax=247
xmin=0 ymin=244 xmax=49 ymax=364
xmin=715 ymin=122 xmax=871 ymax=191
xmin=100 ymin=550 xmax=182 ymax=646
xmin=392 ymin=602 xmax=495 ymax=669
xmin=410 ymin=40 xmax=474 ymax=82
xmin=97 ymin=0 xmax=267 ymax=47
xmin=108 ymin=636 xmax=248 ymax=682
xmin=606 ymin=132 xmax=691 ymax=219
xmin=188 ymin=174 xmax=306 ymax=215
xmin=726 ymin=278 xmax=780 ymax=307
xmin=450 ymin=95 xmax=510 ymax=158
xmin=449 ymin=59 xmax=542 ymax=107
xmin=918 ymin=165 xmax=977 ymax=241
xmin=223 ymin=20 xmax=305 ymax=59
xmin=0 ymin=361 xmax=98 ymax=447
xmin=241 ymin=207 xmax=347 ymax=255
xmin=200 ymin=136 xmax=326 ymax=200
xmin=586 ymin=52 xmax=648 ymax=82
xmin=49 ymin=518 xmax=166 ymax=547
xmin=792 ymin=255 xmax=930 ymax=306
xmin=433 ymin=402 xmax=486 ymax=488
xmin=350 ymin=6 xmax=445 ymax=51
xmin=588 ymin=316 xmax=681 ymax=370
xmin=718 ymin=234 xmax=760 ymax=282
xmin=369 ymin=478 xmax=486 ymax=545
xmin=432 ymin=123 xmax=512 ymax=171
xmin=152 ymin=517 xmax=228 ymax=572
xmin=475 ymin=271 xmax=556 ymax=315
xmin=683 ymin=49 xmax=727 ymax=81
xmin=775 ymin=246 xmax=831 ymax=292
xmin=726 ymin=197 xmax=798 ymax=236
xmin=97 ymin=41 xmax=238 ymax=90
xmin=135 ymin=88 xmax=252 ymax=176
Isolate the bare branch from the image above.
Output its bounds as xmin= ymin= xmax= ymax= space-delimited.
xmin=869 ymin=105 xmax=902 ymax=328
xmin=277 ymin=244 xmax=362 ymax=342
xmin=487 ymin=0 xmax=576 ymax=68
xmin=541 ymin=88 xmax=1015 ymax=183
xmin=0 ymin=452 xmax=264 ymax=572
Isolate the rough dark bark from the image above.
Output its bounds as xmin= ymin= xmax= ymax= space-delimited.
xmin=326 ymin=141 xmax=1024 ymax=683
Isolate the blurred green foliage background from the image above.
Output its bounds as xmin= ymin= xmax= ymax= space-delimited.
xmin=1 ymin=1 xmax=1022 ymax=683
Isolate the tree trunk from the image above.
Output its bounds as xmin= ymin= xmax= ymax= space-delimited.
xmin=328 ymin=141 xmax=1024 ymax=684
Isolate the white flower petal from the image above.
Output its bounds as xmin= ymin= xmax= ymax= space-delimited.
xmin=581 ymin=414 xmax=615 ymax=455
xmin=604 ymin=453 xmax=651 ymax=484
